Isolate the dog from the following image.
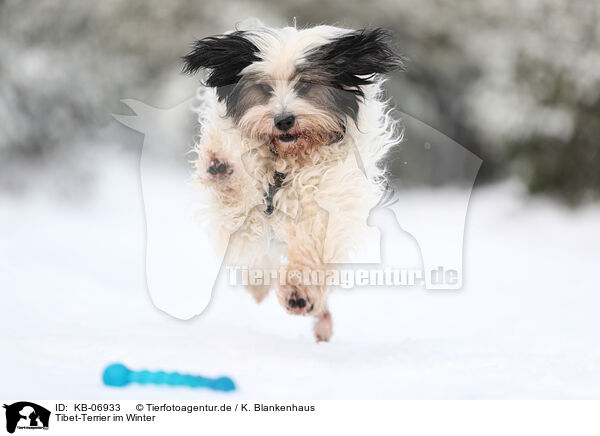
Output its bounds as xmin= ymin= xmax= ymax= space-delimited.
xmin=183 ymin=21 xmax=404 ymax=342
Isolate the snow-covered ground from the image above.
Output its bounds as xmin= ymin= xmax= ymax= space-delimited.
xmin=2 ymin=149 xmax=600 ymax=399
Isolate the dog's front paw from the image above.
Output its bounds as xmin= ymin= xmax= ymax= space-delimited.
xmin=207 ymin=158 xmax=233 ymax=180
xmin=279 ymin=284 xmax=316 ymax=315
xmin=277 ymin=278 xmax=326 ymax=316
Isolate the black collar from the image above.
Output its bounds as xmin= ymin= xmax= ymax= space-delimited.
xmin=264 ymin=171 xmax=287 ymax=216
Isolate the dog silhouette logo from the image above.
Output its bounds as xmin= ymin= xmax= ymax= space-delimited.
xmin=3 ymin=402 xmax=50 ymax=433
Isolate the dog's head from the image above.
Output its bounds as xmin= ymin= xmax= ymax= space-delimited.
xmin=183 ymin=25 xmax=405 ymax=157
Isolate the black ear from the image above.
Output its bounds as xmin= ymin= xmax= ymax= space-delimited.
xmin=182 ymin=31 xmax=259 ymax=101
xmin=306 ymin=28 xmax=406 ymax=88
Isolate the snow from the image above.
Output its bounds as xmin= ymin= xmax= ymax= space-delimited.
xmin=2 ymin=149 xmax=600 ymax=399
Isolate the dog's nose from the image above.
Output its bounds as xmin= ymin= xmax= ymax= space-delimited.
xmin=274 ymin=113 xmax=295 ymax=132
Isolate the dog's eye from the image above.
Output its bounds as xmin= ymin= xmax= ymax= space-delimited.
xmin=295 ymin=81 xmax=313 ymax=95
xmin=256 ymin=83 xmax=273 ymax=95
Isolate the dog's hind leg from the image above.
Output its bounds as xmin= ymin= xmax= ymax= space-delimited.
xmin=245 ymin=284 xmax=270 ymax=304
xmin=244 ymin=252 xmax=281 ymax=304
xmin=313 ymin=307 xmax=333 ymax=342
xmin=224 ymin=205 xmax=283 ymax=305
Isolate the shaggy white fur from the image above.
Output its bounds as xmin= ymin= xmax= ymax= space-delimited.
xmin=188 ymin=23 xmax=402 ymax=341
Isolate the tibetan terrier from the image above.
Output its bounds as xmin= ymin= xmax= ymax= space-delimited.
xmin=183 ymin=21 xmax=404 ymax=342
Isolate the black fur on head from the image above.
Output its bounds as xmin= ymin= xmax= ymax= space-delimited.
xmin=298 ymin=28 xmax=406 ymax=121
xmin=182 ymin=31 xmax=260 ymax=102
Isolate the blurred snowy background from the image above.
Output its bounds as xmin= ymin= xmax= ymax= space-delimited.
xmin=1 ymin=0 xmax=599 ymax=199
xmin=1 ymin=0 xmax=600 ymax=399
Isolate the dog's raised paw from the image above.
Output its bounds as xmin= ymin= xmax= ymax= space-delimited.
xmin=207 ymin=158 xmax=233 ymax=180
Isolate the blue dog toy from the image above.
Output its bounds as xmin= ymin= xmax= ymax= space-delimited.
xmin=102 ymin=363 xmax=235 ymax=392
